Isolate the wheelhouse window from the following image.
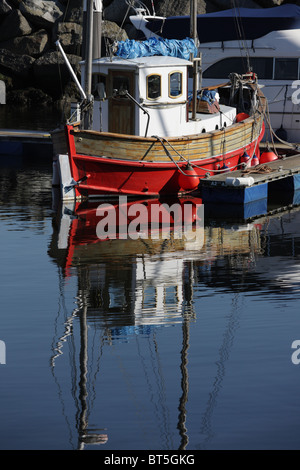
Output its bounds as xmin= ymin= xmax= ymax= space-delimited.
xmin=147 ymin=74 xmax=161 ymax=99
xmin=274 ymin=58 xmax=298 ymax=80
xmin=169 ymin=71 xmax=182 ymax=98
xmin=112 ymin=75 xmax=130 ymax=97
xmin=92 ymin=73 xmax=106 ymax=100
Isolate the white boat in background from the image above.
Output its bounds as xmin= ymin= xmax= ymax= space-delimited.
xmin=129 ymin=3 xmax=300 ymax=144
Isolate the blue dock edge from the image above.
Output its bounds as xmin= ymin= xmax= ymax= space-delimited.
xmin=201 ymin=181 xmax=268 ymax=205
xmin=200 ymin=166 xmax=300 ymax=220
xmin=0 ymin=129 xmax=53 ymax=158
xmin=201 ymin=182 xmax=269 ymax=219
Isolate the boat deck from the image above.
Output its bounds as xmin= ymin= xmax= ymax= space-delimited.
xmin=201 ymin=153 xmax=300 ymax=187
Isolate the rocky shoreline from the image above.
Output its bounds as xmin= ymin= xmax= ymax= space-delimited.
xmin=0 ymin=0 xmax=295 ymax=108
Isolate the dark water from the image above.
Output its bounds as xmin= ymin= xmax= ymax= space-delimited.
xmin=1 ymin=116 xmax=300 ymax=451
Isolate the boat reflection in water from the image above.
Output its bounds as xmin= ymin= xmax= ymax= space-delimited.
xmin=51 ymin=195 xmax=205 ymax=321
xmin=49 ymin=194 xmax=300 ymax=449
xmin=48 ymin=194 xmax=265 ymax=449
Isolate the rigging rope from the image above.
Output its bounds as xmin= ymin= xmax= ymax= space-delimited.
xmin=231 ymin=0 xmax=251 ymax=73
xmin=261 ymin=96 xmax=300 ymax=153
xmin=118 ymin=0 xmax=134 ymax=38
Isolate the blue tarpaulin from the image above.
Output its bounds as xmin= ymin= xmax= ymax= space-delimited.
xmin=115 ymin=37 xmax=198 ymax=61
xmin=188 ymin=89 xmax=217 ymax=104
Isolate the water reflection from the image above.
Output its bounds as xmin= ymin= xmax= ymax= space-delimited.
xmin=49 ymin=196 xmax=206 ymax=325
xmin=1 ymin=130 xmax=300 ymax=449
xmin=0 ymin=155 xmax=52 ymax=232
xmin=49 ymin=196 xmax=205 ymax=448
xmin=47 ymin=195 xmax=300 ymax=449
xmin=197 ymin=210 xmax=300 ymax=299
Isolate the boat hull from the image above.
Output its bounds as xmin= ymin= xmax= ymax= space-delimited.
xmin=61 ymin=119 xmax=265 ymax=199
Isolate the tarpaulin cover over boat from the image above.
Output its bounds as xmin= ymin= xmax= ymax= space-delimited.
xmin=115 ymin=37 xmax=198 ymax=60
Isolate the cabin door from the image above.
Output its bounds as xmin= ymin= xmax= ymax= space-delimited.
xmin=108 ymin=70 xmax=135 ymax=135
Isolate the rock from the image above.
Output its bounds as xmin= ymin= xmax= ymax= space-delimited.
xmin=156 ymin=0 xmax=206 ymax=16
xmin=6 ymin=0 xmax=23 ymax=7
xmin=6 ymin=87 xmax=53 ymax=106
xmin=0 ymin=0 xmax=12 ymax=14
xmin=54 ymin=21 xmax=83 ymax=54
xmin=0 ymin=29 xmax=49 ymax=57
xmin=19 ymin=0 xmax=64 ymax=30
xmin=0 ymin=9 xmax=32 ymax=42
xmin=0 ymin=48 xmax=35 ymax=79
xmin=102 ymin=20 xmax=128 ymax=42
xmin=60 ymin=80 xmax=81 ymax=101
xmin=62 ymin=0 xmax=83 ymax=22
xmin=103 ymin=0 xmax=137 ymax=24
xmin=33 ymin=50 xmax=81 ymax=98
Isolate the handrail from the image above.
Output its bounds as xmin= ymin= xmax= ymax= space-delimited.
xmin=124 ymin=91 xmax=150 ymax=137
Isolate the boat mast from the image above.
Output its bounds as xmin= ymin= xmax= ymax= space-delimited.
xmin=92 ymin=0 xmax=103 ymax=60
xmin=190 ymin=0 xmax=200 ymax=121
xmin=83 ymin=0 xmax=93 ymax=99
xmin=82 ymin=0 xmax=103 ymax=129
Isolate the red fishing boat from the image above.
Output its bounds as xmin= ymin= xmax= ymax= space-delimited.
xmin=52 ymin=1 xmax=266 ymax=200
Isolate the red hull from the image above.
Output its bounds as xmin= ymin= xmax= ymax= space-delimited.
xmin=65 ymin=124 xmax=264 ymax=199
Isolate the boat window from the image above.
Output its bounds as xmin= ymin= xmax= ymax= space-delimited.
xmin=248 ymin=57 xmax=273 ymax=79
xmin=92 ymin=73 xmax=106 ymax=100
xmin=203 ymin=57 xmax=273 ymax=79
xmin=169 ymin=71 xmax=182 ymax=98
xmin=274 ymin=58 xmax=298 ymax=80
xmin=147 ymin=74 xmax=161 ymax=99
xmin=112 ymin=75 xmax=130 ymax=97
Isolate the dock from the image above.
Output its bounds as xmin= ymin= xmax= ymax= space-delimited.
xmin=200 ymin=153 xmax=300 ymax=220
xmin=0 ymin=128 xmax=53 ymax=158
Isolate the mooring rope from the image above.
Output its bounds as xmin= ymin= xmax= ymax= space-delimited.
xmin=154 ymin=135 xmax=249 ymax=175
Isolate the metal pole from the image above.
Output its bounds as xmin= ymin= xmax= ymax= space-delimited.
xmin=82 ymin=0 xmax=94 ymax=129
xmin=93 ymin=0 xmax=103 ymax=59
xmin=191 ymin=0 xmax=199 ymax=121
xmin=84 ymin=0 xmax=94 ymax=97
xmin=55 ymin=40 xmax=87 ymax=100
